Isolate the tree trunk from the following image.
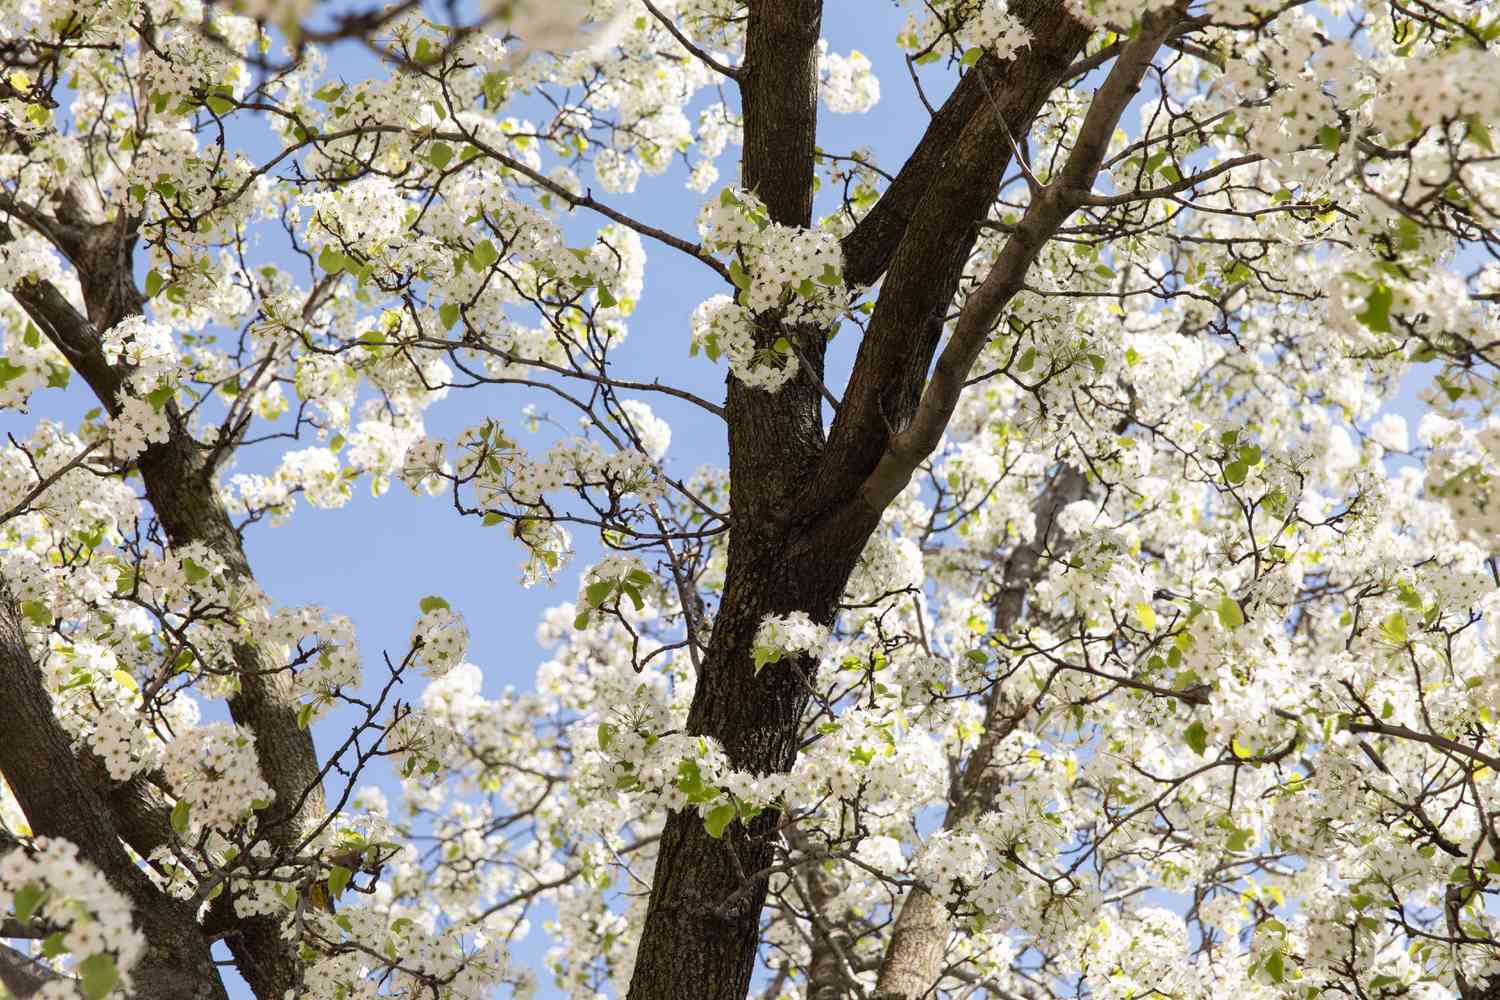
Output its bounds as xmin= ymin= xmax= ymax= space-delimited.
xmin=4 ymin=186 xmax=322 ymax=1000
xmin=626 ymin=4 xmax=1095 ymax=998
xmin=0 ymin=592 xmax=229 ymax=1000
xmin=873 ymin=466 xmax=1086 ymax=999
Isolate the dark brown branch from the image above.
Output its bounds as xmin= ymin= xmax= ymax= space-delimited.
xmin=857 ymin=3 xmax=1189 ymax=515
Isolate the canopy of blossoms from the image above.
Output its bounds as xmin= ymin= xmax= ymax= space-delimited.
xmin=3 ymin=0 xmax=1500 ymax=999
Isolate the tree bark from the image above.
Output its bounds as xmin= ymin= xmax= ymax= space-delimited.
xmin=804 ymin=0 xmax=1092 ymax=528
xmin=3 ymin=185 xmax=323 ymax=1000
xmin=625 ymin=3 xmax=835 ymax=998
xmin=0 ymin=591 xmax=229 ymax=1000
xmin=626 ymin=5 xmax=1099 ymax=999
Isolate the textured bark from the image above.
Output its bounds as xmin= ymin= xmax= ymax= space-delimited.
xmin=0 ymin=592 xmax=229 ymax=1000
xmin=804 ymin=1 xmax=1092 ymax=530
xmin=857 ymin=4 xmax=1187 ymax=514
xmin=0 ymin=941 xmax=64 ymax=998
xmin=626 ymin=5 xmax=1098 ymax=999
xmin=840 ymin=33 xmax=1069 ymax=291
xmin=624 ymin=4 xmax=833 ymax=999
xmin=3 ymin=188 xmax=322 ymax=999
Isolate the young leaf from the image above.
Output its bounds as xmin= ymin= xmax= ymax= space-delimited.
xmin=704 ymin=802 xmax=737 ymax=839
xmin=78 ymin=953 xmax=119 ymax=1000
xmin=171 ymin=798 xmax=191 ymax=835
xmin=13 ymin=884 xmax=48 ymax=924
xmin=1216 ymin=595 xmax=1245 ymax=630
xmin=328 ymin=864 xmax=352 ymax=899
xmin=1184 ymin=720 xmax=1208 ymax=756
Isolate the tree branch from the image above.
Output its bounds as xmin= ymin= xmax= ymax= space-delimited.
xmin=839 ymin=1 xmax=1098 ymax=289
xmin=797 ymin=0 xmax=1092 ymax=544
xmin=855 ymin=3 xmax=1190 ymax=515
xmin=641 ymin=0 xmax=742 ymax=80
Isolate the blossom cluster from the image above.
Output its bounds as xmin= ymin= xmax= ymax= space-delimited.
xmin=161 ymin=723 xmax=276 ymax=832
xmin=0 ymin=838 xmax=146 ymax=994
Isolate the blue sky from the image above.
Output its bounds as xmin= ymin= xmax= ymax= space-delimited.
xmin=249 ymin=1 xmax=934 ymax=688
xmin=242 ymin=10 xmax=929 ymax=987
xmin=195 ymin=4 xmax=930 ymax=994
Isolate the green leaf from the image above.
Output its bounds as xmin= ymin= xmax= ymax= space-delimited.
xmin=573 ymin=610 xmax=591 ymax=630
xmin=620 ymin=583 xmax=644 ymax=611
xmin=471 ymin=239 xmax=500 ymax=269
xmin=145 ymin=384 xmax=176 ymax=412
xmin=728 ymin=257 xmax=752 ymax=290
xmin=1224 ymin=459 xmax=1248 ymax=485
xmin=1356 ymin=283 xmax=1393 ymax=333
xmin=40 ymin=931 xmax=67 ymax=958
xmin=585 ymin=581 xmax=614 ymax=607
xmin=752 ymin=647 xmax=777 ymax=675
xmin=297 ymin=701 xmax=315 ymax=730
xmin=596 ymin=722 xmax=616 ymax=751
xmin=438 ymin=302 xmax=460 ymax=330
xmin=675 ymin=759 xmax=714 ymax=804
xmin=419 ymin=595 xmax=450 ymax=613
xmin=1467 ymin=114 xmax=1495 ymax=154
xmin=1134 ymin=602 xmax=1156 ymax=631
xmin=1016 ymin=347 xmax=1036 ymax=373
xmin=0 ymin=358 xmax=27 ymax=385
xmin=1380 ymin=612 xmax=1407 ymax=645
xmin=13 ymin=884 xmax=48 ymax=924
xmin=318 ymin=245 xmax=345 ymax=273
xmin=313 ymin=83 xmax=346 ymax=102
xmin=1263 ymin=948 xmax=1286 ymax=984
xmin=1316 ymin=125 xmax=1341 ymax=152
xmin=1216 ymin=595 xmax=1245 ymax=630
xmin=1184 ymin=720 xmax=1208 ymax=756
xmin=205 ymin=94 xmax=235 ymax=115
xmin=596 ymin=285 xmax=618 ymax=309
xmin=182 ymin=557 xmax=211 ymax=584
xmin=427 ymin=141 xmax=453 ymax=169
xmin=145 ymin=269 xmax=166 ymax=297
xmin=704 ymin=802 xmax=736 ymax=838
xmin=328 ymin=864 xmax=351 ymax=899
xmin=171 ymin=798 xmax=191 ymax=834
xmin=78 ymin=953 xmax=119 ymax=1000
xmin=772 ymin=336 xmax=792 ymax=353
xmin=20 ymin=600 xmax=51 ymax=628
